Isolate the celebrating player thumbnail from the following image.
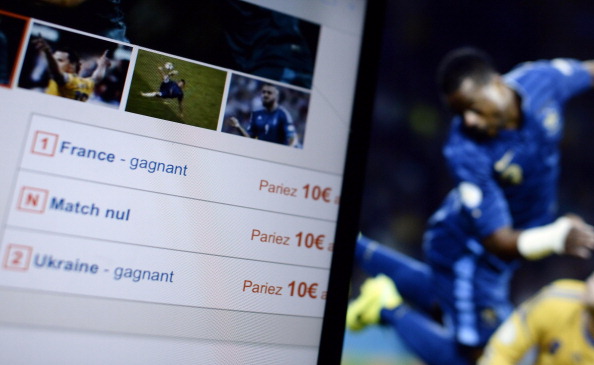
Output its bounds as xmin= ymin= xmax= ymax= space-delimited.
xmin=347 ymin=47 xmax=594 ymax=364
xmin=33 ymin=36 xmax=110 ymax=102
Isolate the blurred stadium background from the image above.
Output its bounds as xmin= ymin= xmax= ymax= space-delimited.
xmin=343 ymin=0 xmax=594 ymax=363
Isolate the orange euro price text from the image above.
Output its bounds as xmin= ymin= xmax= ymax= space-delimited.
xmin=287 ymin=281 xmax=322 ymax=299
xmin=302 ymin=184 xmax=335 ymax=203
xmin=295 ymin=232 xmax=328 ymax=250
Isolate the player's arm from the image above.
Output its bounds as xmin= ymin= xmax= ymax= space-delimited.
xmin=483 ymin=214 xmax=594 ymax=260
xmin=229 ymin=117 xmax=251 ymax=138
xmin=32 ymin=37 xmax=66 ymax=85
xmin=490 ymin=60 xmax=594 ymax=258
xmin=447 ymin=140 xmax=594 ymax=260
xmin=90 ymin=50 xmax=111 ymax=83
xmin=280 ymin=108 xmax=299 ymax=147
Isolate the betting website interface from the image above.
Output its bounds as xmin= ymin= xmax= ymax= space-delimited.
xmin=0 ymin=1 xmax=367 ymax=363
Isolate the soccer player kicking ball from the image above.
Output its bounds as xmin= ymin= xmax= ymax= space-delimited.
xmin=347 ymin=47 xmax=594 ymax=365
xmin=141 ymin=62 xmax=186 ymax=117
xmin=479 ymin=273 xmax=594 ymax=364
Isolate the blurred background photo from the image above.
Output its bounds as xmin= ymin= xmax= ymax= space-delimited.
xmin=343 ymin=1 xmax=594 ymax=364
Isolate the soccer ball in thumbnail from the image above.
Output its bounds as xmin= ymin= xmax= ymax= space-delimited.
xmin=164 ymin=62 xmax=174 ymax=71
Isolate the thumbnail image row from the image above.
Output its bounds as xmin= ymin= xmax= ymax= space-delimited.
xmin=0 ymin=15 xmax=309 ymax=148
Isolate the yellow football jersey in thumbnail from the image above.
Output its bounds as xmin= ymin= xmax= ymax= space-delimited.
xmin=46 ymin=73 xmax=95 ymax=101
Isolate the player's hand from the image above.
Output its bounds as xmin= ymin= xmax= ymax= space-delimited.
xmin=97 ymin=50 xmax=111 ymax=67
xmin=32 ymin=36 xmax=50 ymax=53
xmin=229 ymin=117 xmax=240 ymax=128
xmin=563 ymin=214 xmax=594 ymax=259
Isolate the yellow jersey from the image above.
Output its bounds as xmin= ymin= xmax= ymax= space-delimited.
xmin=46 ymin=73 xmax=95 ymax=101
xmin=479 ymin=280 xmax=594 ymax=365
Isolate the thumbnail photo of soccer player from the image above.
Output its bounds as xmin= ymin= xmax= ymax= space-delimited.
xmin=126 ymin=49 xmax=226 ymax=130
xmin=223 ymin=74 xmax=309 ymax=148
xmin=346 ymin=47 xmax=594 ymax=365
xmin=0 ymin=11 xmax=27 ymax=87
xmin=140 ymin=62 xmax=185 ymax=117
xmin=18 ymin=23 xmax=131 ymax=106
xmin=479 ymin=273 xmax=594 ymax=364
xmin=31 ymin=36 xmax=109 ymax=102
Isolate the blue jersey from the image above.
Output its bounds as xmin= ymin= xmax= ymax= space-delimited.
xmin=248 ymin=106 xmax=296 ymax=145
xmin=159 ymin=80 xmax=184 ymax=100
xmin=424 ymin=59 xmax=591 ymax=347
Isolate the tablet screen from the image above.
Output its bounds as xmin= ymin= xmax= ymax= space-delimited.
xmin=0 ymin=1 xmax=379 ymax=363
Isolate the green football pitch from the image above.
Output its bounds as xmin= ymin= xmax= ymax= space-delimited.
xmin=126 ymin=50 xmax=227 ymax=131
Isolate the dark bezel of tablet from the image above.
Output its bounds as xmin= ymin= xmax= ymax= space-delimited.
xmin=317 ymin=1 xmax=387 ymax=363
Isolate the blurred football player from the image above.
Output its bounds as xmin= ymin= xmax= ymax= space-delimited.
xmin=33 ymin=36 xmax=110 ymax=101
xmin=347 ymin=47 xmax=594 ymax=364
xmin=479 ymin=273 xmax=594 ymax=364
xmin=229 ymin=83 xmax=298 ymax=147
xmin=141 ymin=63 xmax=186 ymax=117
